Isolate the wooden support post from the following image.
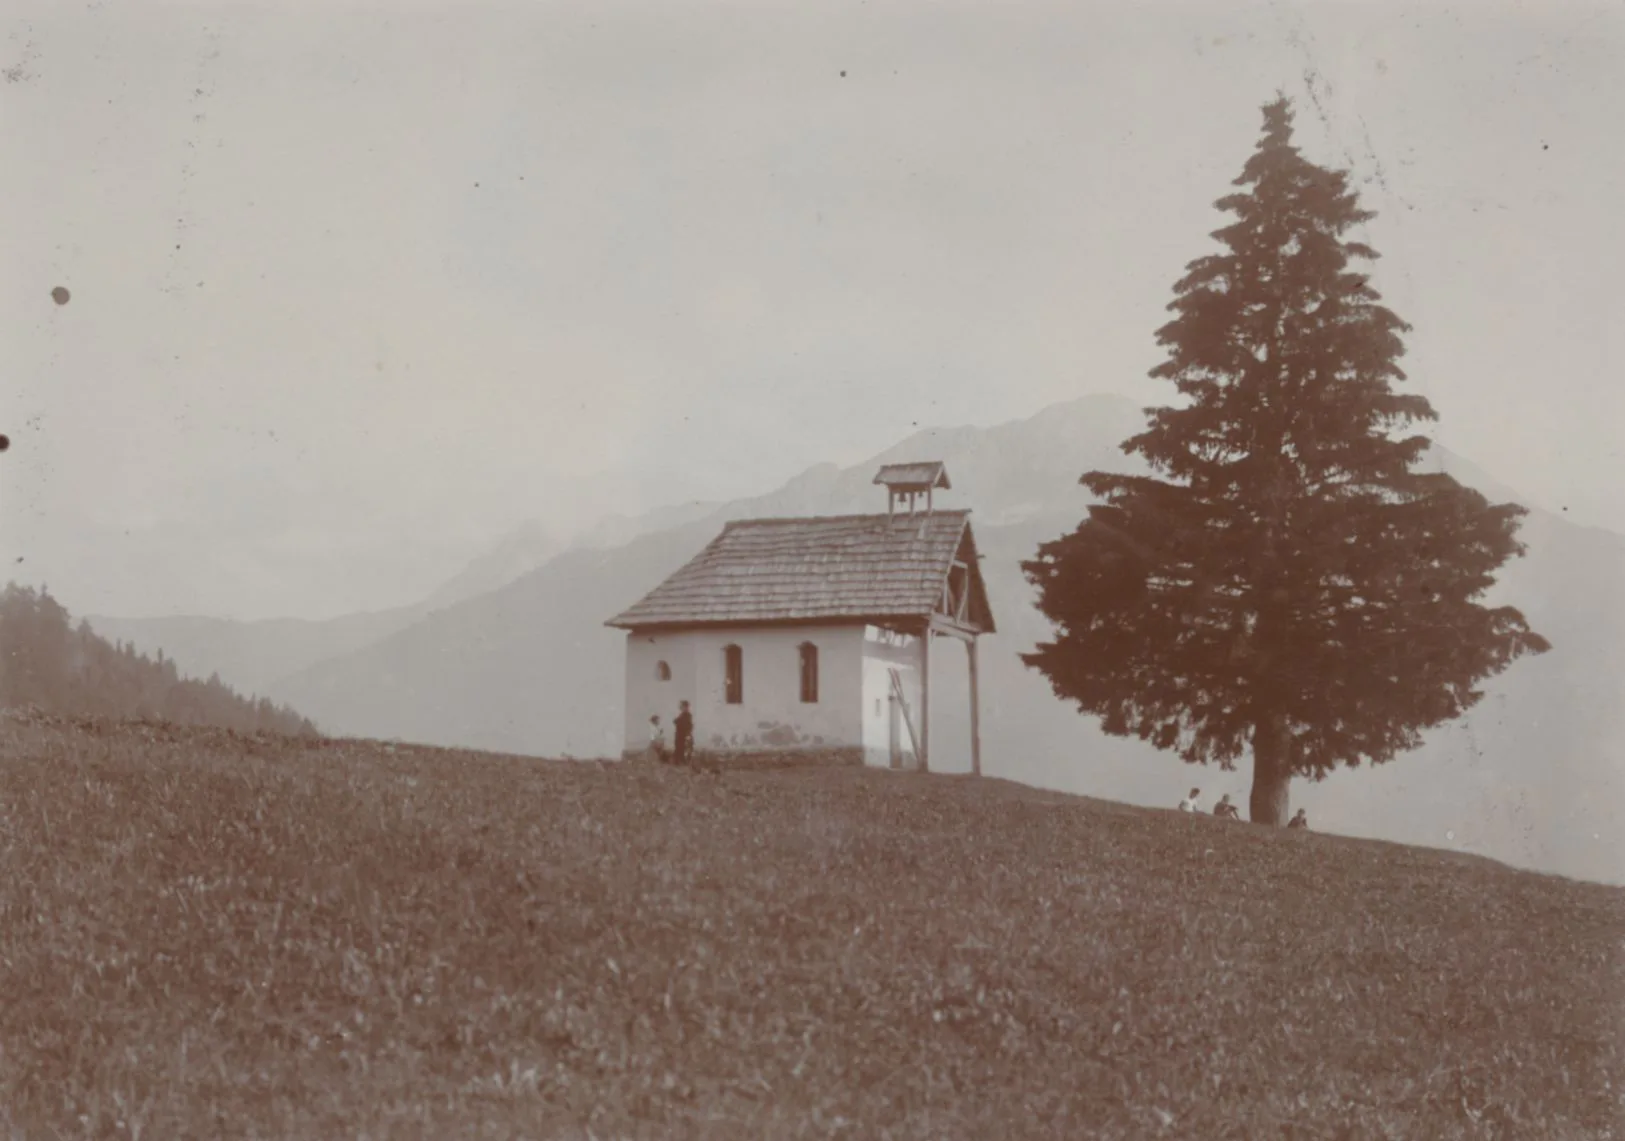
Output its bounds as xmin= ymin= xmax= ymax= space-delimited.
xmin=968 ymin=636 xmax=981 ymax=777
xmin=919 ymin=625 xmax=931 ymax=773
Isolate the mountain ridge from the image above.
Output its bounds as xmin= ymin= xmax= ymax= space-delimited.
xmin=81 ymin=393 xmax=1623 ymax=884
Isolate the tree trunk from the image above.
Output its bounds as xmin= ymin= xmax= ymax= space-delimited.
xmin=1249 ymin=713 xmax=1292 ymax=825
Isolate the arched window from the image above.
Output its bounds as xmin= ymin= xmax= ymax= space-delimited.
xmin=798 ymin=642 xmax=819 ymax=704
xmin=655 ymin=660 xmax=672 ymax=681
xmin=723 ymin=644 xmax=743 ymax=704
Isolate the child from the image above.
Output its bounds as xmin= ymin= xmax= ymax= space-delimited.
xmin=647 ymin=715 xmax=668 ymax=763
xmin=1212 ymin=794 xmax=1241 ymax=820
xmin=1178 ymin=787 xmax=1202 ymax=813
xmin=1288 ymin=809 xmax=1309 ymax=830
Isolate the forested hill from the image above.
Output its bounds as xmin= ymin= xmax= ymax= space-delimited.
xmin=0 ymin=584 xmax=319 ymax=737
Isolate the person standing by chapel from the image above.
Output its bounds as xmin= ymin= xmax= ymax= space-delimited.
xmin=673 ymin=700 xmax=694 ymax=767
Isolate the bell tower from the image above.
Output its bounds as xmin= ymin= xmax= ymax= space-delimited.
xmin=873 ymin=461 xmax=951 ymax=517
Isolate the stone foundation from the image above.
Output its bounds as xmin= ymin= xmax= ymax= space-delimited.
xmin=620 ymin=745 xmax=865 ymax=770
xmin=863 ymin=745 xmax=919 ymax=771
xmin=703 ymin=745 xmax=866 ymax=771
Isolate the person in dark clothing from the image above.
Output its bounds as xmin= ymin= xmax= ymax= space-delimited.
xmin=673 ymin=700 xmax=694 ymax=766
xmin=1288 ymin=809 xmax=1309 ymax=830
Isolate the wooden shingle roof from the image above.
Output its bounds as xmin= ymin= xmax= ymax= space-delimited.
xmin=873 ymin=461 xmax=951 ymax=490
xmin=605 ymin=509 xmax=993 ymax=632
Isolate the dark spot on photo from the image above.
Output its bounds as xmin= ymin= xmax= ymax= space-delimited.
xmin=50 ymin=286 xmax=70 ymax=305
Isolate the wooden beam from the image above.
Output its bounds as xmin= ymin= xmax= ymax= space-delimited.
xmin=888 ymin=667 xmax=922 ymax=769
xmin=968 ymin=637 xmax=981 ymax=778
xmin=927 ymin=614 xmax=978 ymax=642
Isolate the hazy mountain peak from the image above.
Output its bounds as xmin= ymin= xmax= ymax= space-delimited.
xmin=423 ymin=521 xmax=563 ymax=611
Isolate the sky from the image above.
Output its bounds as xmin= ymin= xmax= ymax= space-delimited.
xmin=2 ymin=0 xmax=1620 ymax=621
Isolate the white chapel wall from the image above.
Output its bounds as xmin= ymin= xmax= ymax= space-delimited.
xmin=623 ymin=624 xmax=865 ymax=757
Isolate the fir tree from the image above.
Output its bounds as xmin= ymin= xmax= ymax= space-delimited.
xmin=0 ymin=582 xmax=320 ymax=737
xmin=1021 ymin=96 xmax=1550 ymax=824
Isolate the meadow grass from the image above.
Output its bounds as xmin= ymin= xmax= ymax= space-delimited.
xmin=1 ymin=712 xmax=1620 ymax=1140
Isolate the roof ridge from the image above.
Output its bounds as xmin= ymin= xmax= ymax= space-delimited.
xmin=721 ymin=508 xmax=971 ymax=529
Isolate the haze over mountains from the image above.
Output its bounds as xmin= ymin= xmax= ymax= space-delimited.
xmin=87 ymin=394 xmax=1625 ymax=886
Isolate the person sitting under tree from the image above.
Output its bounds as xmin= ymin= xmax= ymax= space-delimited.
xmin=1212 ymin=794 xmax=1241 ymax=820
xmin=1178 ymin=787 xmax=1202 ymax=813
xmin=1288 ymin=809 xmax=1309 ymax=830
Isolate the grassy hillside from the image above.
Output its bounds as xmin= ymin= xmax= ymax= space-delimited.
xmin=265 ymin=489 xmax=1625 ymax=886
xmin=1 ymin=714 xmax=1619 ymax=1140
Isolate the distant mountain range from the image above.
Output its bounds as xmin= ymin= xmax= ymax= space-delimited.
xmin=86 ymin=394 xmax=1625 ymax=886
